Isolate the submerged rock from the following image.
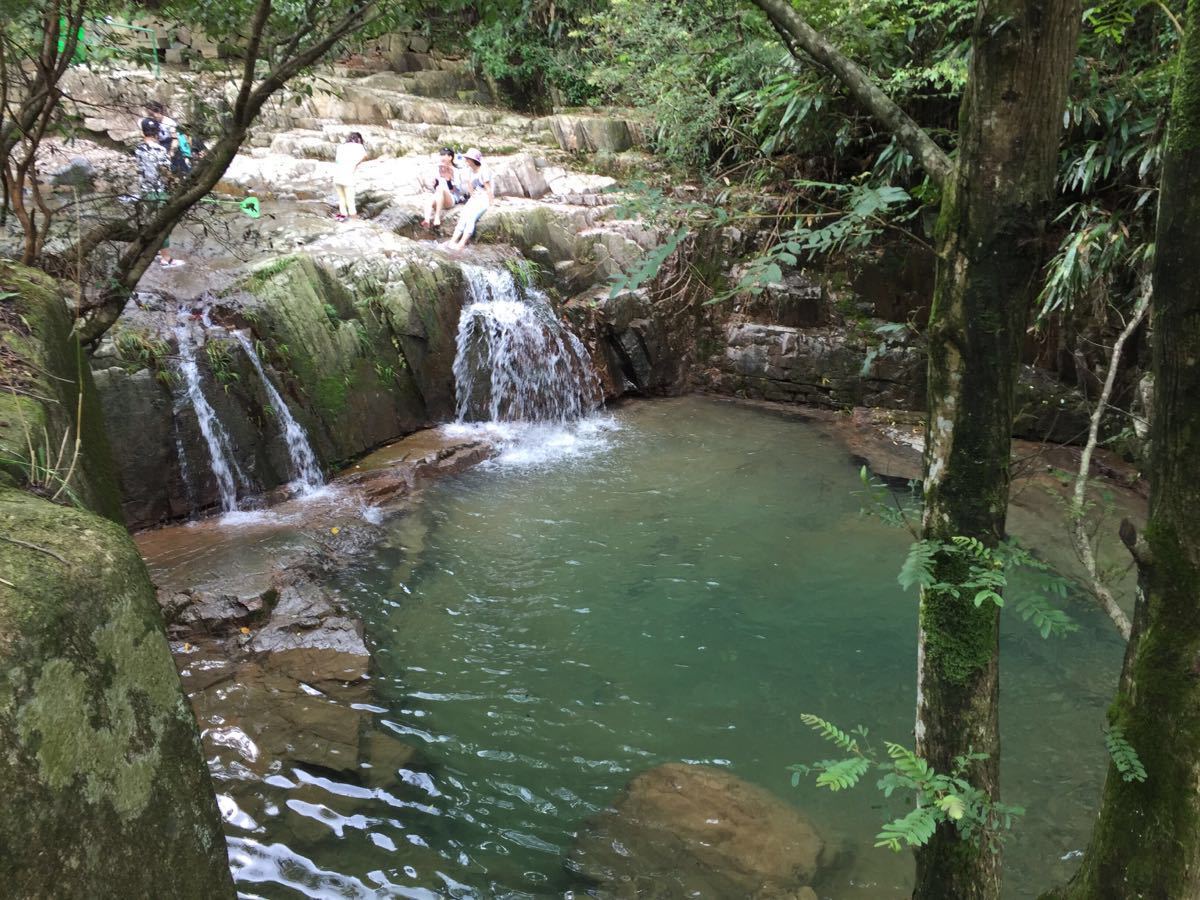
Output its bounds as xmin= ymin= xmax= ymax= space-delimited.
xmin=250 ymin=579 xmax=370 ymax=686
xmin=570 ymin=763 xmax=825 ymax=899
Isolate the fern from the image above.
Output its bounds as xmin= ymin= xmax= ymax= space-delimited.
xmin=1015 ymin=591 xmax=1078 ymax=638
xmin=814 ymin=757 xmax=872 ymax=792
xmin=799 ymin=713 xmax=861 ymax=753
xmin=950 ymin=535 xmax=991 ymax=561
xmin=1104 ymin=725 xmax=1148 ymax=782
xmin=885 ymin=742 xmax=935 ymax=783
xmin=875 ymin=804 xmax=939 ymax=851
xmin=899 ymin=540 xmax=938 ymax=591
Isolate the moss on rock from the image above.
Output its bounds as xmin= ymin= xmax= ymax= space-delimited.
xmin=234 ymin=254 xmax=465 ymax=464
xmin=0 ymin=262 xmax=122 ymax=522
xmin=0 ymin=487 xmax=234 ymax=897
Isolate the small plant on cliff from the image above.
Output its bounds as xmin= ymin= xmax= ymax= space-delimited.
xmin=115 ymin=330 xmax=178 ymax=387
xmin=204 ymin=342 xmax=240 ymax=391
xmin=504 ymin=257 xmax=544 ymax=291
xmin=1 ymin=385 xmax=82 ymax=507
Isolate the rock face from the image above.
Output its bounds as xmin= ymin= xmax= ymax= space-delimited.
xmin=0 ymin=264 xmax=233 ymax=896
xmin=570 ymin=763 xmax=826 ymax=899
xmin=0 ymin=263 xmax=122 ymax=520
xmin=94 ymin=252 xmax=470 ymax=528
xmin=548 ymin=113 xmax=643 ymax=153
xmin=0 ymin=488 xmax=235 ymax=897
xmin=711 ymin=321 xmax=926 ymax=410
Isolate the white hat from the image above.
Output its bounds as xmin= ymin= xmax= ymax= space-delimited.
xmin=464 ymin=147 xmax=483 ymax=164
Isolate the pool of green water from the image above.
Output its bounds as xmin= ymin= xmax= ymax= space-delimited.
xmin=227 ymin=396 xmax=1126 ymax=898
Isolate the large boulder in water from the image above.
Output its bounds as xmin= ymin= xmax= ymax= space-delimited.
xmin=570 ymin=763 xmax=826 ymax=898
xmin=0 ymin=489 xmax=235 ymax=897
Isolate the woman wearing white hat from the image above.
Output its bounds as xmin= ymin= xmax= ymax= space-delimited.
xmin=444 ymin=148 xmax=493 ymax=251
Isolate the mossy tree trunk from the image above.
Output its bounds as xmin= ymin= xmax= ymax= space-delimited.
xmin=1051 ymin=4 xmax=1200 ymax=895
xmin=751 ymin=1 xmax=1079 ymax=894
xmin=913 ymin=4 xmax=1079 ymax=898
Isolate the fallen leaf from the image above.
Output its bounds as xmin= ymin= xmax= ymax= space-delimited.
xmin=331 ymin=526 xmax=340 ymax=535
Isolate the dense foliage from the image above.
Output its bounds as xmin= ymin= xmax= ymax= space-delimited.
xmin=459 ymin=0 xmax=1181 ymax=385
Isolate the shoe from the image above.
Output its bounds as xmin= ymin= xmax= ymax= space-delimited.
xmin=420 ymin=219 xmax=431 ymax=229
xmin=334 ymin=213 xmax=347 ymax=222
xmin=160 ymin=258 xmax=186 ymax=268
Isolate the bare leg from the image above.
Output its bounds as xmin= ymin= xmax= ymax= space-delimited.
xmin=335 ymin=184 xmax=349 ymax=217
xmin=432 ymin=187 xmax=452 ymax=226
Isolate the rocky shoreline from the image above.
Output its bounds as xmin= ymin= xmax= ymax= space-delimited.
xmin=141 ymin=427 xmax=495 ymax=798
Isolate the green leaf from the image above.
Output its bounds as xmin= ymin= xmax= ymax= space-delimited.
xmin=799 ymin=713 xmax=860 ymax=753
xmin=814 ymin=757 xmax=872 ymax=792
xmin=937 ymin=793 xmax=967 ymax=821
xmin=1104 ymin=725 xmax=1147 ymax=783
xmin=875 ymin=804 xmax=939 ymax=851
xmin=898 ymin=541 xmax=938 ymax=592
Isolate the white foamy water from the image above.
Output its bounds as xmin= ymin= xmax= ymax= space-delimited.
xmin=173 ymin=318 xmax=247 ymax=513
xmin=452 ymin=265 xmax=603 ymax=424
xmin=441 ymin=416 xmax=621 ymax=469
xmin=233 ymin=330 xmax=324 ymax=493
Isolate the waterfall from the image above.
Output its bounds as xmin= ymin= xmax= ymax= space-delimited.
xmin=452 ymin=265 xmax=603 ymax=423
xmin=232 ymin=330 xmax=324 ymax=493
xmin=172 ymin=319 xmax=245 ymax=512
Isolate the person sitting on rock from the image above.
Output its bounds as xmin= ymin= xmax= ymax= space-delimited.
xmin=421 ymin=147 xmax=466 ymax=230
xmin=444 ymin=148 xmax=493 ymax=252
xmin=333 ymin=132 xmax=367 ymax=222
xmin=135 ymin=119 xmax=183 ymax=268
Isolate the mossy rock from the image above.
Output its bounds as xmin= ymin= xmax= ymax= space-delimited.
xmin=233 ymin=254 xmax=466 ymax=465
xmin=0 ymin=487 xmax=234 ymax=898
xmin=0 ymin=262 xmax=122 ymax=522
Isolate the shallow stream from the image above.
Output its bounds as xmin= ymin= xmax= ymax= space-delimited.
xmin=222 ymin=396 xmax=1126 ymax=899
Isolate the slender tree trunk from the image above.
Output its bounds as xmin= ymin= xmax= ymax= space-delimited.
xmin=746 ymin=0 xmax=952 ymax=186
xmin=913 ymin=4 xmax=1079 ymax=898
xmin=70 ymin=0 xmax=379 ymax=346
xmin=1050 ymin=4 xmax=1200 ymax=895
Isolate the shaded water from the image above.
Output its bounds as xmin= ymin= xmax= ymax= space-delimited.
xmin=223 ymin=397 xmax=1125 ymax=899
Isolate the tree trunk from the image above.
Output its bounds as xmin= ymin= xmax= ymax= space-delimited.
xmin=914 ymin=3 xmax=1079 ymax=898
xmin=73 ymin=130 xmax=246 ymax=345
xmin=746 ymin=0 xmax=952 ymax=186
xmin=1051 ymin=3 xmax=1200 ymax=895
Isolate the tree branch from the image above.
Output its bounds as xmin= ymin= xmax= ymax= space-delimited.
xmin=746 ymin=0 xmax=953 ymax=187
xmin=1068 ymin=279 xmax=1151 ymax=641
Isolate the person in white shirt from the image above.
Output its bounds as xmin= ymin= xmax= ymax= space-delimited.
xmin=422 ymin=147 xmax=466 ymax=229
xmin=444 ymin=148 xmax=493 ymax=252
xmin=333 ymin=132 xmax=367 ymax=221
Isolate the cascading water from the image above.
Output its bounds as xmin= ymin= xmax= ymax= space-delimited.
xmin=453 ymin=265 xmax=603 ymax=423
xmin=173 ymin=317 xmax=246 ymax=512
xmin=232 ymin=330 xmax=324 ymax=493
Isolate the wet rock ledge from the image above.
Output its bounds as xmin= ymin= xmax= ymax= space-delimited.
xmin=141 ymin=427 xmax=494 ymax=798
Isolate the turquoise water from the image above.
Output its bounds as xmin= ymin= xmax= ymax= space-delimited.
xmin=226 ymin=396 xmax=1126 ymax=898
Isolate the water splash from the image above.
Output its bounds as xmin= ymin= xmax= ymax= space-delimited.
xmin=232 ymin=330 xmax=324 ymax=493
xmin=453 ymin=265 xmax=603 ymax=424
xmin=172 ymin=318 xmax=245 ymax=512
